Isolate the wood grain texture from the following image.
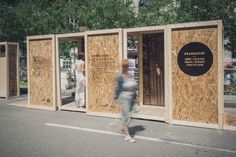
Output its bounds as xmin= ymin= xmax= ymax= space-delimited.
xmin=143 ymin=33 xmax=164 ymax=106
xmin=224 ymin=113 xmax=236 ymax=126
xmin=29 ymin=39 xmax=53 ymax=107
xmin=87 ymin=34 xmax=120 ymax=113
xmin=172 ymin=27 xmax=218 ymax=124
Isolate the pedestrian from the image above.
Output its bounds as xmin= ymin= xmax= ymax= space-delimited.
xmin=114 ymin=59 xmax=138 ymax=143
xmin=75 ymin=59 xmax=86 ymax=108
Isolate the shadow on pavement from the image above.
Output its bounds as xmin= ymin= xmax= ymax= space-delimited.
xmin=129 ymin=125 xmax=145 ymax=136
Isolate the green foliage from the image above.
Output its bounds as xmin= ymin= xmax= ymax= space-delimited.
xmin=177 ymin=0 xmax=236 ymax=55
xmin=0 ymin=0 xmax=235 ymax=56
xmin=136 ymin=0 xmax=178 ymax=26
xmin=59 ymin=41 xmax=78 ymax=58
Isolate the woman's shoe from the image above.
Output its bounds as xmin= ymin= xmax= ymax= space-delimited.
xmin=124 ymin=136 xmax=136 ymax=143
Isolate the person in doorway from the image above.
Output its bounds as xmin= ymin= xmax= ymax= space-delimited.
xmin=114 ymin=59 xmax=138 ymax=143
xmin=74 ymin=59 xmax=86 ymax=108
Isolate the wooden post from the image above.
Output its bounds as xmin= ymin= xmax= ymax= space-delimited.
xmin=218 ymin=20 xmax=224 ymax=130
xmin=138 ymin=33 xmax=143 ymax=106
xmin=6 ymin=43 xmax=9 ymax=100
xmin=164 ymin=26 xmax=173 ymax=123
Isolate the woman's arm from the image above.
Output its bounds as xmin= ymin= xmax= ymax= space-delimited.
xmin=114 ymin=74 xmax=123 ymax=100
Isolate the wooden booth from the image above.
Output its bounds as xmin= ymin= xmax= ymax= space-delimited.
xmin=27 ymin=35 xmax=57 ymax=110
xmin=55 ymin=32 xmax=86 ymax=112
xmin=0 ymin=42 xmax=20 ymax=99
xmin=85 ymin=29 xmax=122 ymax=117
xmin=170 ymin=21 xmax=223 ymax=129
xmin=123 ymin=20 xmax=224 ymax=129
xmin=123 ymin=25 xmax=166 ymax=121
xmin=26 ymin=20 xmax=232 ymax=130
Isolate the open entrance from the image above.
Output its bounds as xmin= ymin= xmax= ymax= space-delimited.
xmin=125 ymin=29 xmax=165 ymax=120
xmin=57 ymin=33 xmax=86 ymax=112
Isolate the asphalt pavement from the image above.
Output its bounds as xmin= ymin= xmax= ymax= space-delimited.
xmin=0 ymin=100 xmax=236 ymax=157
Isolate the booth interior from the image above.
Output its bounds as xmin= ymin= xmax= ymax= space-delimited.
xmin=56 ymin=33 xmax=86 ymax=112
xmin=125 ymin=29 xmax=165 ymax=121
xmin=0 ymin=42 xmax=20 ymax=100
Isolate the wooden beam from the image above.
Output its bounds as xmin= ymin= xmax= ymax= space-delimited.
xmin=169 ymin=20 xmax=218 ymax=29
xmin=165 ymin=26 xmax=173 ymax=123
xmin=27 ymin=37 xmax=30 ymax=107
xmin=6 ymin=43 xmax=9 ymax=100
xmin=218 ymin=20 xmax=224 ymax=130
xmin=55 ymin=35 xmax=62 ymax=110
xmin=16 ymin=43 xmax=20 ymax=96
xmin=86 ymin=28 xmax=122 ymax=35
xmin=52 ymin=35 xmax=57 ymax=110
xmin=84 ymin=32 xmax=89 ymax=113
xmin=138 ymin=33 xmax=143 ymax=106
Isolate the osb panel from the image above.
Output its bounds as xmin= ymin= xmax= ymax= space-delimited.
xmin=224 ymin=113 xmax=236 ymax=126
xmin=0 ymin=57 xmax=6 ymax=97
xmin=143 ymin=33 xmax=164 ymax=106
xmin=172 ymin=27 xmax=218 ymax=124
xmin=29 ymin=39 xmax=53 ymax=107
xmin=87 ymin=34 xmax=120 ymax=113
xmin=8 ymin=45 xmax=18 ymax=97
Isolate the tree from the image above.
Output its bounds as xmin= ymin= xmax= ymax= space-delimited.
xmin=0 ymin=0 xmax=137 ymax=45
xmin=176 ymin=0 xmax=236 ymax=57
xmin=136 ymin=0 xmax=178 ymax=26
xmin=136 ymin=0 xmax=236 ymax=57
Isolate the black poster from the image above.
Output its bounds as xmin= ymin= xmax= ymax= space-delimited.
xmin=177 ymin=42 xmax=213 ymax=76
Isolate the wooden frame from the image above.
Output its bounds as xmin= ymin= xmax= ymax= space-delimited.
xmin=55 ymin=32 xmax=86 ymax=112
xmin=217 ymin=21 xmax=224 ymax=130
xmin=23 ymin=20 xmax=224 ymax=130
xmin=27 ymin=35 xmax=57 ymax=111
xmin=123 ymin=26 xmax=167 ymax=122
xmin=164 ymin=26 xmax=173 ymax=124
xmin=0 ymin=42 xmax=20 ymax=100
xmin=85 ymin=28 xmax=123 ymax=117
xmin=169 ymin=20 xmax=223 ymax=129
xmin=123 ymin=20 xmax=223 ymax=129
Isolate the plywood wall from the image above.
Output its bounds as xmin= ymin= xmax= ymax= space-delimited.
xmin=224 ymin=113 xmax=236 ymax=126
xmin=87 ymin=34 xmax=120 ymax=113
xmin=172 ymin=27 xmax=218 ymax=124
xmin=8 ymin=45 xmax=18 ymax=97
xmin=29 ymin=39 xmax=54 ymax=107
xmin=0 ymin=45 xmax=6 ymax=97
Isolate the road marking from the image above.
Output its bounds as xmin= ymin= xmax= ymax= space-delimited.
xmin=45 ymin=123 xmax=236 ymax=154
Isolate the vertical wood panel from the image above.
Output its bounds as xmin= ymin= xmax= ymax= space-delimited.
xmin=29 ymin=39 xmax=54 ymax=107
xmin=87 ymin=34 xmax=120 ymax=113
xmin=138 ymin=33 xmax=143 ymax=105
xmin=172 ymin=27 xmax=218 ymax=124
xmin=0 ymin=44 xmax=6 ymax=97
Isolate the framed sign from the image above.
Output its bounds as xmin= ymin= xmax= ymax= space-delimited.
xmin=177 ymin=42 xmax=213 ymax=76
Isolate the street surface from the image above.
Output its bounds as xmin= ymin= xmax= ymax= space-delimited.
xmin=0 ymin=99 xmax=235 ymax=157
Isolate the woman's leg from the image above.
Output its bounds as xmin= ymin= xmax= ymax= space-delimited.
xmin=119 ymin=98 xmax=136 ymax=142
xmin=123 ymin=125 xmax=130 ymax=136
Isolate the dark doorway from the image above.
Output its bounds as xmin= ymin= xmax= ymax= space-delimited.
xmin=142 ymin=33 xmax=164 ymax=106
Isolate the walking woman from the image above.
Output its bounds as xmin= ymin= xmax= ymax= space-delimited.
xmin=114 ymin=59 xmax=138 ymax=143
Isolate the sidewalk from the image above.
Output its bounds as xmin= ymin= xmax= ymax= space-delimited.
xmin=0 ymin=102 xmax=236 ymax=157
xmin=225 ymin=95 xmax=236 ymax=108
